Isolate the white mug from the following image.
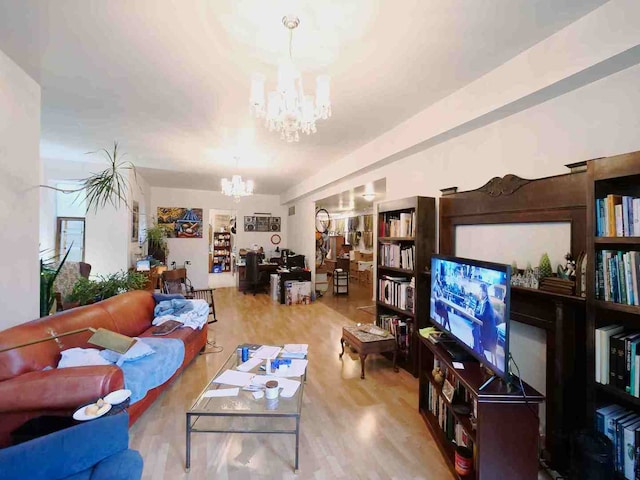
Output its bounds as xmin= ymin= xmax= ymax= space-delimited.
xmin=265 ymin=380 xmax=279 ymax=399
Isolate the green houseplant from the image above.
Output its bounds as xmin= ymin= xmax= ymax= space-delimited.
xmin=67 ymin=271 xmax=148 ymax=306
xmin=145 ymin=220 xmax=169 ymax=264
xmin=41 ymin=141 xmax=137 ymax=213
xmin=39 ymin=247 xmax=72 ymax=317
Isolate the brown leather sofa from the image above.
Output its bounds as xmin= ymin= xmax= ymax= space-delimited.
xmin=0 ymin=290 xmax=208 ymax=446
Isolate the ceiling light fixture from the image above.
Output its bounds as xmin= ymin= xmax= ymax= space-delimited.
xmin=221 ymin=157 xmax=254 ymax=202
xmin=250 ymin=15 xmax=331 ymax=143
xmin=362 ymin=193 xmax=376 ymax=201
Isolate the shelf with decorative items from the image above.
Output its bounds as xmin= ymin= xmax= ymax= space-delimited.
xmin=376 ymin=196 xmax=435 ymax=376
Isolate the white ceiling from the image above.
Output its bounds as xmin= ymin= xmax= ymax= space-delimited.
xmin=316 ymin=178 xmax=386 ymax=216
xmin=0 ymin=0 xmax=606 ymax=195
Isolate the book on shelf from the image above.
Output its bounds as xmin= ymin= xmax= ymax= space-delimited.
xmin=378 ymin=275 xmax=414 ymax=312
xmin=379 ymin=243 xmax=415 ymax=270
xmin=596 ymin=250 xmax=640 ymax=305
xmin=595 ymin=324 xmax=623 ymax=384
xmin=596 ymin=195 xmax=640 ymax=237
xmin=379 ymin=211 xmax=416 ymax=238
xmin=377 ymin=313 xmax=412 ymax=351
xmin=596 ymin=404 xmax=640 ymax=479
xmin=595 ymin=324 xmax=640 ymax=398
xmin=425 ymin=379 xmax=475 ymax=451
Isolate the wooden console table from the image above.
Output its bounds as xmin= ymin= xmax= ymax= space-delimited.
xmin=339 ymin=326 xmax=398 ymax=379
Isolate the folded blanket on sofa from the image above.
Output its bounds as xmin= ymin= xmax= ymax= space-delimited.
xmin=152 ymin=299 xmax=209 ymax=330
xmin=120 ymin=337 xmax=185 ymax=404
xmin=153 ymin=299 xmax=193 ymax=317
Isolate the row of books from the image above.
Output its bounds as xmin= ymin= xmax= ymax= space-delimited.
xmin=425 ymin=381 xmax=475 ymax=456
xmin=595 ymin=325 xmax=640 ymax=397
xmin=379 ymin=243 xmax=415 ymax=270
xmin=376 ymin=314 xmax=412 ymax=351
xmin=596 ymin=250 xmax=640 ymax=305
xmin=596 ymin=195 xmax=640 ymax=237
xmin=595 ymin=404 xmax=640 ymax=479
xmin=378 ymin=276 xmax=415 ymax=313
xmin=379 ymin=211 xmax=416 ymax=238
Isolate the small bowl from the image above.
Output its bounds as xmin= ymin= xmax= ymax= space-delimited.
xmin=104 ymin=389 xmax=132 ymax=405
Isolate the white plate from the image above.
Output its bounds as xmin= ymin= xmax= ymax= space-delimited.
xmin=104 ymin=389 xmax=132 ymax=405
xmin=73 ymin=403 xmax=112 ymax=421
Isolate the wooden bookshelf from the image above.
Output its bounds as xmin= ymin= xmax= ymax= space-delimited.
xmin=375 ymin=300 xmax=415 ymax=318
xmin=418 ymin=335 xmax=543 ymax=480
xmin=212 ymin=232 xmax=232 ymax=273
xmin=586 ymin=151 xmax=640 ymax=432
xmin=377 ymin=265 xmax=414 ymax=275
xmin=376 ymin=196 xmax=435 ymax=375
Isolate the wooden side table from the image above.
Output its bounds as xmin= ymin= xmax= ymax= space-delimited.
xmin=339 ymin=326 xmax=398 ymax=379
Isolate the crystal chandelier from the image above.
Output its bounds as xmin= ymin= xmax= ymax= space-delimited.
xmin=221 ymin=159 xmax=254 ymax=202
xmin=250 ymin=15 xmax=331 ymax=143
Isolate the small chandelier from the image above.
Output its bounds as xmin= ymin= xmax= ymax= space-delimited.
xmin=250 ymin=15 xmax=331 ymax=143
xmin=221 ymin=159 xmax=254 ymax=202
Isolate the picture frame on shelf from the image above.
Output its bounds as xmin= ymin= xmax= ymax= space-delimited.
xmin=443 ymin=379 xmax=455 ymax=403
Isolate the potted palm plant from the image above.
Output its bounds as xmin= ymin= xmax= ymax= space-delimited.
xmin=145 ymin=220 xmax=169 ymax=264
xmin=40 ymin=141 xmax=137 ymax=213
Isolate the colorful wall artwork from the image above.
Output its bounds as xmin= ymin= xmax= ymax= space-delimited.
xmin=157 ymin=207 xmax=203 ymax=238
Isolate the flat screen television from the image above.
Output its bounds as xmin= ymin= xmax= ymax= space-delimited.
xmin=429 ymin=254 xmax=511 ymax=381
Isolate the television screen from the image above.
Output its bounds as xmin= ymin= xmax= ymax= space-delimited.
xmin=429 ymin=255 xmax=511 ymax=379
xmin=136 ymin=259 xmax=151 ymax=272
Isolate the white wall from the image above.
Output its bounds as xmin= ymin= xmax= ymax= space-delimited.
xmin=285 ymin=199 xmax=316 ymax=282
xmin=0 ymin=48 xmax=41 ymax=327
xmin=41 ymin=158 xmax=152 ymax=277
xmin=150 ymin=187 xmax=287 ymax=289
xmin=128 ymin=169 xmax=150 ymax=266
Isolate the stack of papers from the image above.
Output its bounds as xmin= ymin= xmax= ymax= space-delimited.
xmin=252 ymin=345 xmax=281 ymax=359
xmin=281 ymin=344 xmax=308 ymax=359
xmin=251 ymin=376 xmax=301 ymax=398
xmin=212 ymin=369 xmax=255 ymax=387
xmin=271 ymin=359 xmax=308 ymax=378
xmin=236 ymin=357 xmax=262 ymax=372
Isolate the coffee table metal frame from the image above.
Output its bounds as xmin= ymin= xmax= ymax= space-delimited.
xmin=185 ymin=348 xmax=305 ymax=473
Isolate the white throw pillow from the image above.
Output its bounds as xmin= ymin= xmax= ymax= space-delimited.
xmin=58 ymin=348 xmax=112 ymax=368
xmin=99 ymin=338 xmax=155 ymax=366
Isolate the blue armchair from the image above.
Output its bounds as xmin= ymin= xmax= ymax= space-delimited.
xmin=0 ymin=413 xmax=142 ymax=480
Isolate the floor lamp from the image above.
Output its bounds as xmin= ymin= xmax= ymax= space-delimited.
xmin=0 ymin=327 xmax=136 ymax=354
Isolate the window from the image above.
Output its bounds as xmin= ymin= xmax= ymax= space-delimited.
xmin=54 ymin=182 xmax=86 ymax=262
xmin=56 ymin=217 xmax=85 ymax=262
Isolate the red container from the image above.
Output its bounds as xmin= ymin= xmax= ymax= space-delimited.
xmin=455 ymin=446 xmax=473 ymax=476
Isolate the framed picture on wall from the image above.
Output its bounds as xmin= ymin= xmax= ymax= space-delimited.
xmin=157 ymin=207 xmax=203 ymax=238
xmin=131 ymin=201 xmax=139 ymax=241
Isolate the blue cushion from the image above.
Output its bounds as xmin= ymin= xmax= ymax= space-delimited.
xmin=65 ymin=469 xmax=93 ymax=480
xmin=100 ymin=339 xmax=155 ymax=366
xmin=152 ymin=293 xmax=185 ymax=303
xmin=91 ymin=449 xmax=143 ymax=480
xmin=0 ymin=413 xmax=130 ymax=480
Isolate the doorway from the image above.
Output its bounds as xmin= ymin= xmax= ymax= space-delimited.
xmin=315 ymin=179 xmax=385 ymax=322
xmin=208 ymin=209 xmax=236 ymax=289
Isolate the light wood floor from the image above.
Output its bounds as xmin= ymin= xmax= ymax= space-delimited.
xmin=129 ymin=287 xmax=453 ymax=480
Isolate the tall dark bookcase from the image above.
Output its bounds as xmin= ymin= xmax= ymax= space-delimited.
xmin=376 ymin=196 xmax=435 ymax=375
xmin=586 ymin=152 xmax=640 ymax=426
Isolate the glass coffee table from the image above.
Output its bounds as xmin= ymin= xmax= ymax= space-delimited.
xmin=185 ymin=347 xmax=305 ymax=473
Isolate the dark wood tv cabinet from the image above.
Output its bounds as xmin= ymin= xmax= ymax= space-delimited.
xmin=418 ymin=335 xmax=544 ymax=480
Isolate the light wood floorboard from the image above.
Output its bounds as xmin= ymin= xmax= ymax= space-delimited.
xmin=129 ymin=287 xmax=453 ymax=480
